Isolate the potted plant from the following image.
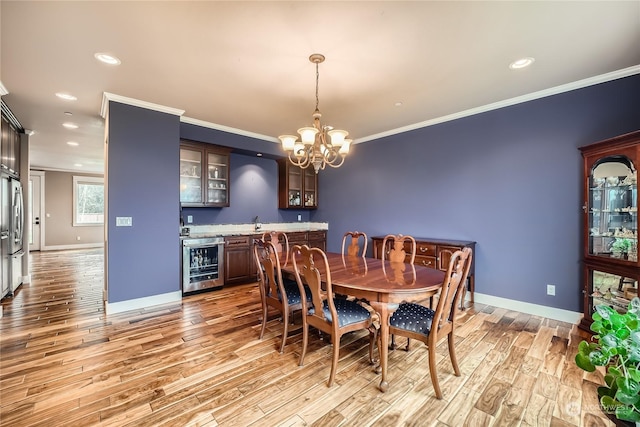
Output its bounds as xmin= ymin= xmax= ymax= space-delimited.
xmin=612 ymin=238 xmax=633 ymax=259
xmin=575 ymin=297 xmax=640 ymax=424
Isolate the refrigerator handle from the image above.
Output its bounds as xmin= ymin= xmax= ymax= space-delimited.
xmin=0 ymin=232 xmax=8 ymax=240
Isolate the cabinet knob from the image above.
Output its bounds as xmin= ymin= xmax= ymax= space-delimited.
xmin=421 ymin=260 xmax=432 ymax=266
xmin=419 ymin=247 xmax=428 ymax=253
xmin=582 ymin=204 xmax=588 ymax=212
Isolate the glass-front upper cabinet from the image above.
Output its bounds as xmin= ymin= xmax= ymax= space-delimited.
xmin=206 ymin=151 xmax=228 ymax=206
xmin=180 ymin=146 xmax=203 ymax=204
xmin=587 ymin=157 xmax=637 ymax=261
xmin=579 ymin=131 xmax=640 ymax=331
xmin=277 ymin=159 xmax=318 ymax=209
xmin=180 ymin=140 xmax=230 ymax=207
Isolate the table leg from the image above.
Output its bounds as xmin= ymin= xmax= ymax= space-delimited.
xmin=373 ymin=302 xmax=389 ymax=392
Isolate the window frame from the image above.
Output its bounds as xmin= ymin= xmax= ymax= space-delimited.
xmin=72 ymin=175 xmax=104 ymax=227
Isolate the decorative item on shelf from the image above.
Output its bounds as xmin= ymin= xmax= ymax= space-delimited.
xmin=611 ymin=238 xmax=633 ymax=260
xmin=278 ymin=53 xmax=351 ymax=174
xmin=575 ymin=298 xmax=640 ymax=425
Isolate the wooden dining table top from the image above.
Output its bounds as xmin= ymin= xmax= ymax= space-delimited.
xmin=287 ymin=252 xmax=446 ymax=304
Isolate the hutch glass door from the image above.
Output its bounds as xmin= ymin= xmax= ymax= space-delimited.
xmin=588 ymin=157 xmax=637 ymax=261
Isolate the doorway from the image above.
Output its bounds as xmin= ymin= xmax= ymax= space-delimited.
xmin=29 ymin=171 xmax=44 ymax=251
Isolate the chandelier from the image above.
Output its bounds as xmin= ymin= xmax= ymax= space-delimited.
xmin=279 ymin=54 xmax=351 ymax=174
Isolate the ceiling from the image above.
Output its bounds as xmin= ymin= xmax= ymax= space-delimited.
xmin=1 ymin=1 xmax=639 ymax=174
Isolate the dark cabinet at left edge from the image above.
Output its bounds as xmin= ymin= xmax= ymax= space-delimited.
xmin=180 ymin=140 xmax=230 ymax=207
xmin=1 ymin=106 xmax=21 ymax=178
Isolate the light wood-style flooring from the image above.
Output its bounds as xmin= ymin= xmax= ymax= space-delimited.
xmin=0 ymin=248 xmax=614 ymax=426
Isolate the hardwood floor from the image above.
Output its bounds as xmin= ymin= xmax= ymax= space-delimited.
xmin=0 ymin=248 xmax=613 ymax=426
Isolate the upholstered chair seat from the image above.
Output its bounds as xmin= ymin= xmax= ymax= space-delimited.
xmin=389 ymin=302 xmax=435 ymax=336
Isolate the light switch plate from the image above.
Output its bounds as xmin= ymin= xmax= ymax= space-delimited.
xmin=116 ymin=217 xmax=132 ymax=227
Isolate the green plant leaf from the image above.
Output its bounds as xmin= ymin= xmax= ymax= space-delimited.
xmin=615 ymin=403 xmax=640 ymax=422
xmin=629 ymin=367 xmax=640 ymax=382
xmin=604 ymin=374 xmax=618 ymax=390
xmin=599 ymin=383 xmax=616 ymax=397
xmin=600 ymin=394 xmax=618 ymax=410
xmin=596 ymin=304 xmax=616 ymax=320
xmin=576 ymin=352 xmax=596 ymax=372
xmin=608 ymin=366 xmax=623 ymax=378
xmin=589 ymin=350 xmax=610 ymax=367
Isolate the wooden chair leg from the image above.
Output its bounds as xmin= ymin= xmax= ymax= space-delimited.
xmin=428 ymin=345 xmax=442 ymax=399
xmin=299 ymin=321 xmax=308 ymax=367
xmin=280 ymin=311 xmax=289 ymax=354
xmin=368 ymin=327 xmax=378 ymax=365
xmin=327 ymin=334 xmax=341 ymax=387
xmin=448 ymin=332 xmax=460 ymax=376
xmin=259 ymin=304 xmax=268 ymax=340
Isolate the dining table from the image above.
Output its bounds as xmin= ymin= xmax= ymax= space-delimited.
xmin=282 ymin=251 xmax=445 ymax=392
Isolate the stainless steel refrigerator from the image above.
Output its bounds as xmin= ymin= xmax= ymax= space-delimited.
xmin=1 ymin=173 xmax=24 ymax=298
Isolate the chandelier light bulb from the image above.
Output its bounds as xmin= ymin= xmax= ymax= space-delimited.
xmin=279 ymin=135 xmax=297 ymax=151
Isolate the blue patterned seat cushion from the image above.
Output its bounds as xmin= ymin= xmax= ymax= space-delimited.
xmin=275 ymin=280 xmax=313 ymax=305
xmin=323 ymin=298 xmax=371 ymax=327
xmin=389 ymin=302 xmax=435 ymax=336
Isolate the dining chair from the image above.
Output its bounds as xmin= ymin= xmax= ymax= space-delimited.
xmin=254 ymin=238 xmax=310 ymax=353
xmin=291 ymin=244 xmax=378 ymax=387
xmin=382 ymin=234 xmax=417 ymax=348
xmin=341 ymin=231 xmax=368 ymax=257
xmin=261 ymin=231 xmax=290 ymax=267
xmin=387 ymin=247 xmax=472 ymax=399
xmin=381 ymin=234 xmax=416 ymax=264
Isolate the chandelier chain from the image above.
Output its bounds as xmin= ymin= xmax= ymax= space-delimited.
xmin=315 ymin=61 xmax=320 ymax=113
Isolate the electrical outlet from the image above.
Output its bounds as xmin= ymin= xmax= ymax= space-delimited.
xmin=187 ymin=215 xmax=193 ymax=224
xmin=76 ymin=236 xmax=81 ymax=241
xmin=297 ymin=214 xmax=302 ymax=222
xmin=547 ymin=284 xmax=556 ymax=296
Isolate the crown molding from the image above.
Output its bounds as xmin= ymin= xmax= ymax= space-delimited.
xmin=180 ymin=116 xmax=278 ymax=143
xmin=101 ymin=92 xmax=185 ymax=119
xmin=0 ymin=81 xmax=8 ymax=96
xmin=357 ymin=65 xmax=640 ymax=144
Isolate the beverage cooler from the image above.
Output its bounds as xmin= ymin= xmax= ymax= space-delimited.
xmin=181 ymin=237 xmax=224 ymax=294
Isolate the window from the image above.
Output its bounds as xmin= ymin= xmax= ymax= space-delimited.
xmin=73 ymin=176 xmax=104 ymax=226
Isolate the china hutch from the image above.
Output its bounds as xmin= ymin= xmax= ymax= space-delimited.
xmin=579 ymin=130 xmax=640 ymax=331
xmin=179 ymin=140 xmax=230 ymax=207
xmin=277 ymin=159 xmax=318 ymax=209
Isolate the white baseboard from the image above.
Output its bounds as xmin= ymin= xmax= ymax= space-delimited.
xmin=472 ymin=292 xmax=583 ymax=324
xmin=106 ymin=291 xmax=182 ymax=315
xmin=43 ymin=243 xmax=104 ymax=251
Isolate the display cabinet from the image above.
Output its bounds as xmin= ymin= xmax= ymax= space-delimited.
xmin=579 ymin=130 xmax=640 ymax=331
xmin=180 ymin=140 xmax=230 ymax=207
xmin=277 ymin=159 xmax=318 ymax=209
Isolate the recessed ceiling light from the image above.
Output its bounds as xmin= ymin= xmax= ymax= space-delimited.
xmin=55 ymin=92 xmax=77 ymax=101
xmin=256 ymin=153 xmax=263 ymax=157
xmin=394 ymin=102 xmax=403 ymax=107
xmin=509 ymin=57 xmax=535 ymax=70
xmin=74 ymin=163 xmax=83 ymax=167
xmin=94 ymin=52 xmax=121 ymax=65
xmin=67 ymin=141 xmax=79 ymax=146
xmin=62 ymin=122 xmax=78 ymax=129
xmin=64 ymin=111 xmax=73 ymax=116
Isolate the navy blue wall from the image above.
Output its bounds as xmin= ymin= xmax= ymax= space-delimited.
xmin=315 ymin=75 xmax=640 ymax=312
xmin=107 ymin=102 xmax=181 ymax=303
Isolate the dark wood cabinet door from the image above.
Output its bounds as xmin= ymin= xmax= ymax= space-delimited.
xmin=224 ymin=236 xmax=257 ymax=285
xmin=278 ymin=159 xmax=318 ymax=209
